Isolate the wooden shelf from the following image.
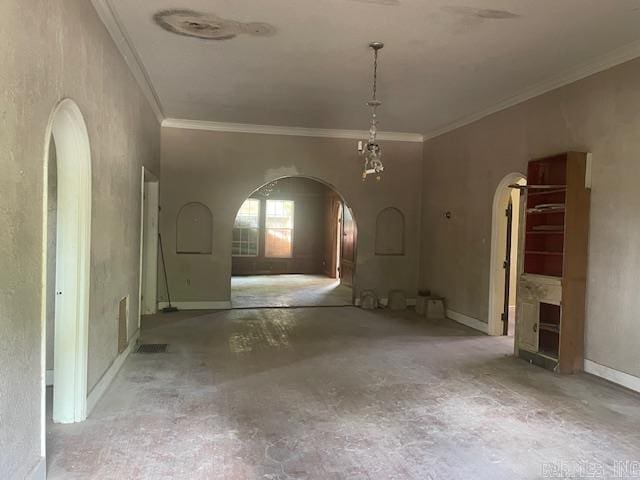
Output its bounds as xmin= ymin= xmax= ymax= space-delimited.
xmin=539 ymin=323 xmax=560 ymax=333
xmin=525 ymin=251 xmax=563 ymax=256
xmin=528 ymin=188 xmax=567 ymax=197
xmin=526 ymin=208 xmax=565 ymax=215
xmin=526 ymin=231 xmax=564 ymax=235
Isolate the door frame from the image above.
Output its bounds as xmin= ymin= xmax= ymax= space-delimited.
xmin=41 ymin=98 xmax=92 ymax=442
xmin=138 ymin=167 xmax=160 ymax=322
xmin=488 ymin=173 xmax=526 ymax=336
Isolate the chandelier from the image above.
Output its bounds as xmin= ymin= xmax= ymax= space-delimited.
xmin=358 ymin=41 xmax=385 ymax=181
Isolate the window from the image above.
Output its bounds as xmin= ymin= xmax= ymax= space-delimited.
xmin=233 ymin=199 xmax=260 ymax=256
xmin=265 ymin=199 xmax=294 ymax=257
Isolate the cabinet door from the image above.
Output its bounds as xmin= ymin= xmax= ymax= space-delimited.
xmin=518 ymin=301 xmax=539 ymax=352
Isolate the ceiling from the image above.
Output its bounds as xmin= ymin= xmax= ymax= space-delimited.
xmin=101 ymin=0 xmax=640 ymax=135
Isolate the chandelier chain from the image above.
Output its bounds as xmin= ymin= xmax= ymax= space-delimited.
xmin=372 ymin=47 xmax=378 ymax=101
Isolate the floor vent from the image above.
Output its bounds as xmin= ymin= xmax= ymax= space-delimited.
xmin=136 ymin=344 xmax=168 ymax=354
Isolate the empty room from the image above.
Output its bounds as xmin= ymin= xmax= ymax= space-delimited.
xmin=2 ymin=1 xmax=640 ymax=479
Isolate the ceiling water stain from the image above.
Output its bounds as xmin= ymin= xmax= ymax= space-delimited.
xmin=349 ymin=0 xmax=401 ymax=5
xmin=443 ymin=6 xmax=520 ymax=20
xmin=441 ymin=5 xmax=520 ymax=32
xmin=154 ymin=9 xmax=276 ymax=41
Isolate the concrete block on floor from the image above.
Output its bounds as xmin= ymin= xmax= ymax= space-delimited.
xmin=416 ymin=295 xmax=446 ymax=319
xmin=387 ymin=290 xmax=407 ymax=310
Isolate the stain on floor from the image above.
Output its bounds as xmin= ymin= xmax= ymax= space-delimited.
xmin=46 ymin=307 xmax=640 ymax=479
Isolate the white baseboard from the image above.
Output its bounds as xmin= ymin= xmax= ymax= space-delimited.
xmin=87 ymin=329 xmax=140 ymax=415
xmin=355 ymin=297 xmax=416 ymax=307
xmin=157 ymin=301 xmax=231 ymax=310
xmin=46 ymin=370 xmax=53 ymax=387
xmin=584 ymin=359 xmax=640 ymax=393
xmin=446 ymin=309 xmax=489 ymax=334
xmin=27 ymin=457 xmax=46 ymax=480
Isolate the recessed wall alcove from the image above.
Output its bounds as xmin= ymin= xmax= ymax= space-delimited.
xmin=375 ymin=207 xmax=405 ymax=256
xmin=176 ymin=202 xmax=213 ymax=254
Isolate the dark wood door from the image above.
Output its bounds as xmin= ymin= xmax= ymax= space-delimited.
xmin=340 ymin=204 xmax=356 ymax=287
xmin=502 ymin=200 xmax=513 ymax=336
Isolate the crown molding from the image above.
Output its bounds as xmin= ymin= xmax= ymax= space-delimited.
xmin=162 ymin=118 xmax=425 ymax=142
xmin=91 ymin=0 xmax=165 ymax=123
xmin=423 ymin=38 xmax=640 ymax=141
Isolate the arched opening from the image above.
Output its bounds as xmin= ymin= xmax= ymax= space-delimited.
xmin=488 ymin=173 xmax=527 ymax=337
xmin=42 ymin=99 xmax=92 ymax=433
xmin=230 ymin=176 xmax=357 ymax=308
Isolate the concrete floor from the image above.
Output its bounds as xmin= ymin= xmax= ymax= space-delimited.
xmin=231 ymin=274 xmax=353 ymax=308
xmin=47 ymin=307 xmax=640 ymax=479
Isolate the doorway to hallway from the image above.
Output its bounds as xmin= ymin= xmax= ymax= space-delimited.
xmin=488 ymin=173 xmax=527 ymax=337
xmin=42 ymin=99 xmax=92 ymax=440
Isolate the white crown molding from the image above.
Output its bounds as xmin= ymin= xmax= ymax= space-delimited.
xmin=162 ymin=118 xmax=425 ymax=142
xmin=91 ymin=0 xmax=165 ymax=123
xmin=423 ymin=39 xmax=640 ymax=141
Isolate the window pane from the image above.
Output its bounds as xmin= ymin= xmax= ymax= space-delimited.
xmin=266 ymin=200 xmax=294 ymax=229
xmin=265 ymin=228 xmax=292 ymax=257
xmin=234 ymin=199 xmax=260 ymax=228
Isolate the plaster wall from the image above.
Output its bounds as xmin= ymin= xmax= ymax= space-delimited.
xmin=0 ymin=1 xmax=159 ymax=477
xmin=160 ymin=128 xmax=423 ymax=304
xmin=420 ymin=57 xmax=640 ymax=378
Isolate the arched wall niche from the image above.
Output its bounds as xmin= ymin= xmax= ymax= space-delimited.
xmin=375 ymin=207 xmax=405 ymax=256
xmin=176 ymin=202 xmax=213 ymax=254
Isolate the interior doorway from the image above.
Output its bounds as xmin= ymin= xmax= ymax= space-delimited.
xmin=42 ymin=99 xmax=92 ymax=436
xmin=230 ymin=177 xmax=356 ymax=308
xmin=138 ymin=167 xmax=159 ymax=321
xmin=488 ymin=173 xmax=527 ymax=337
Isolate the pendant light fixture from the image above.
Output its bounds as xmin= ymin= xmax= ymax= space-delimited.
xmin=358 ymin=41 xmax=385 ymax=181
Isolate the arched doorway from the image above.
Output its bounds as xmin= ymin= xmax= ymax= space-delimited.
xmin=488 ymin=173 xmax=527 ymax=337
xmin=229 ymin=176 xmax=357 ymax=308
xmin=42 ymin=99 xmax=92 ymax=427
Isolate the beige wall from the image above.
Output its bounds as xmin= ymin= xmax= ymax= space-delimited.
xmin=160 ymin=128 xmax=423 ymax=304
xmin=0 ymin=1 xmax=160 ymax=477
xmin=420 ymin=57 xmax=640 ymax=378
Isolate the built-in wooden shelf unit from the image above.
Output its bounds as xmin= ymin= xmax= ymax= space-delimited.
xmin=516 ymin=152 xmax=591 ymax=374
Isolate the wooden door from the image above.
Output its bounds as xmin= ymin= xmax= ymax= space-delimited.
xmin=340 ymin=204 xmax=356 ymax=287
xmin=323 ymin=193 xmax=342 ymax=278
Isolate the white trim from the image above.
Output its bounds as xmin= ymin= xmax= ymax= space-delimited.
xmin=27 ymin=457 xmax=46 ymax=480
xmin=585 ymin=153 xmax=593 ymax=189
xmin=138 ymin=167 xmax=160 ymax=323
xmin=446 ymin=309 xmax=489 ymax=334
xmin=87 ymin=329 xmax=140 ymax=415
xmin=584 ymin=359 xmax=640 ymax=394
xmin=158 ymin=301 xmax=232 ymax=310
xmin=423 ymin=39 xmax=640 ymax=141
xmin=162 ymin=118 xmax=424 ymax=143
xmin=488 ymin=173 xmax=526 ymax=336
xmin=46 ymin=370 xmax=54 ymax=387
xmin=354 ymin=297 xmax=416 ymax=307
xmin=41 ymin=99 xmax=92 ymax=431
xmin=90 ymin=0 xmax=164 ymax=122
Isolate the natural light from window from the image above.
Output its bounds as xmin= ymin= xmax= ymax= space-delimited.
xmin=233 ymin=199 xmax=260 ymax=256
xmin=265 ymin=199 xmax=294 ymax=258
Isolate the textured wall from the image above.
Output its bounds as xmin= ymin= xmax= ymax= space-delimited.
xmin=160 ymin=128 xmax=423 ymax=303
xmin=420 ymin=57 xmax=640 ymax=378
xmin=0 ymin=0 xmax=160 ymax=477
